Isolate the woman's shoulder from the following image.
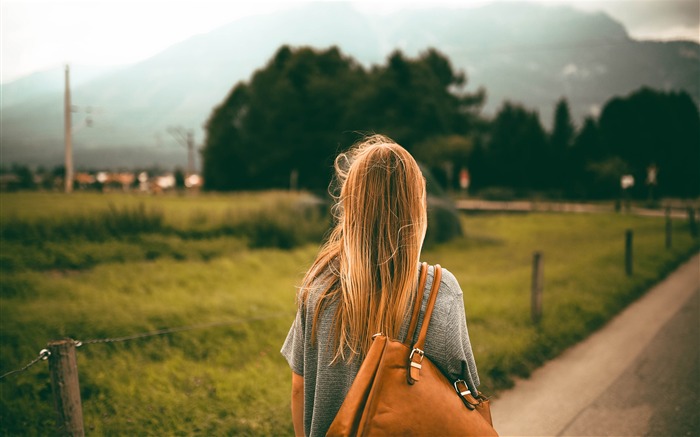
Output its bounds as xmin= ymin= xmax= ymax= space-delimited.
xmin=424 ymin=263 xmax=463 ymax=299
xmin=300 ymin=267 xmax=337 ymax=308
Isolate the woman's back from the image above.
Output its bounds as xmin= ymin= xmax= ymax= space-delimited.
xmin=280 ymin=135 xmax=482 ymax=436
xmin=282 ymin=264 xmax=480 ymax=436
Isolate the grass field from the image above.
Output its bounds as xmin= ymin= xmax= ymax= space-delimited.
xmin=0 ymin=192 xmax=697 ymax=435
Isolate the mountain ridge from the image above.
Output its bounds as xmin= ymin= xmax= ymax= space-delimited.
xmin=1 ymin=2 xmax=697 ymax=169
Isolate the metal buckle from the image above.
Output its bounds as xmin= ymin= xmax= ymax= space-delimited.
xmin=409 ymin=348 xmax=424 ymax=362
xmin=453 ymin=379 xmax=471 ymax=397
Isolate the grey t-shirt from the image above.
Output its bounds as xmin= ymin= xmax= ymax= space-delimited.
xmin=281 ymin=264 xmax=481 ymax=437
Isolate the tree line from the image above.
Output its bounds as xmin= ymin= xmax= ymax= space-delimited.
xmin=202 ymin=45 xmax=699 ymax=198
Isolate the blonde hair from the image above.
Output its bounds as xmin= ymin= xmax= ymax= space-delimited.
xmin=300 ymin=134 xmax=428 ymax=362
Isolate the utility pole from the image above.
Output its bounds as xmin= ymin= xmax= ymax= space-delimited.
xmin=186 ymin=130 xmax=195 ymax=178
xmin=167 ymin=126 xmax=196 ymax=178
xmin=64 ymin=65 xmax=73 ymax=193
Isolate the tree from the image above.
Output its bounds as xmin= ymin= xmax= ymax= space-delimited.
xmin=202 ymin=46 xmax=484 ymax=191
xmin=483 ymin=102 xmax=548 ymax=191
xmin=12 ymin=164 xmax=35 ymax=190
xmin=598 ymin=87 xmax=700 ymax=197
xmin=202 ymin=46 xmax=365 ymax=191
xmin=569 ymin=116 xmax=602 ymax=197
xmin=549 ymin=97 xmax=576 ymax=192
xmin=344 ymin=49 xmax=484 ymax=151
xmin=412 ymin=135 xmax=475 ymax=191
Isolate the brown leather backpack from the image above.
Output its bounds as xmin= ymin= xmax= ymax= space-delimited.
xmin=327 ymin=263 xmax=498 ymax=436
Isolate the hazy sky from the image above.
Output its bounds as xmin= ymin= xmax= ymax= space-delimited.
xmin=1 ymin=0 xmax=698 ymax=84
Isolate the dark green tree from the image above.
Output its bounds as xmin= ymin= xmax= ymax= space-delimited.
xmin=598 ymin=87 xmax=700 ymax=197
xmin=569 ymin=116 xmax=602 ymax=197
xmin=202 ymin=45 xmax=365 ymax=191
xmin=12 ymin=164 xmax=35 ymax=190
xmin=344 ymin=49 xmax=484 ymax=151
xmin=412 ymin=135 xmax=476 ymax=191
xmin=483 ymin=102 xmax=548 ymax=191
xmin=202 ymin=46 xmax=484 ymax=191
xmin=549 ymin=97 xmax=576 ymax=192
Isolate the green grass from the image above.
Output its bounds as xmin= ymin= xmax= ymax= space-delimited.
xmin=0 ymin=192 xmax=697 ymax=435
xmin=0 ymin=191 xmax=327 ymax=243
xmin=430 ymin=213 xmax=698 ymax=387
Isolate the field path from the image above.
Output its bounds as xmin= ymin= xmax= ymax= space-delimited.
xmin=491 ymin=253 xmax=700 ymax=436
xmin=455 ymin=199 xmax=696 ymax=219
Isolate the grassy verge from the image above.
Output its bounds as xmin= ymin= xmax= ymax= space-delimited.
xmin=430 ymin=213 xmax=698 ymax=389
xmin=0 ymin=195 xmax=697 ymax=435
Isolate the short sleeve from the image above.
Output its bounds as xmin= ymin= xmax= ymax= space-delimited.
xmin=281 ymin=308 xmax=305 ymax=376
xmin=441 ymin=271 xmax=481 ymax=394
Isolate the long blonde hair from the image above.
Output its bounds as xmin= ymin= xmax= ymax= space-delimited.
xmin=300 ymin=134 xmax=428 ymax=362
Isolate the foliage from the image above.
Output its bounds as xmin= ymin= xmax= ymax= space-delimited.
xmin=342 ymin=49 xmax=485 ymax=149
xmin=479 ymin=101 xmax=549 ymax=190
xmin=549 ymin=98 xmax=576 ymax=193
xmin=413 ymin=135 xmax=476 ymax=191
xmin=202 ymin=46 xmax=484 ymax=191
xmin=454 ymin=88 xmax=698 ymax=199
xmin=597 ymin=87 xmax=700 ymax=198
xmin=202 ymin=46 xmax=366 ymax=191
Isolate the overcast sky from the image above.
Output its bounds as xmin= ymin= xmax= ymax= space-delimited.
xmin=1 ymin=0 xmax=698 ymax=84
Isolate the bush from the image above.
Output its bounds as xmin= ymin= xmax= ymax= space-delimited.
xmin=424 ymin=196 xmax=463 ymax=247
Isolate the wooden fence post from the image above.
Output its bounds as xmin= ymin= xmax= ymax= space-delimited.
xmin=47 ymin=339 xmax=84 ymax=437
xmin=625 ymin=230 xmax=633 ymax=277
xmin=531 ymin=251 xmax=544 ymax=324
xmin=665 ymin=207 xmax=672 ymax=249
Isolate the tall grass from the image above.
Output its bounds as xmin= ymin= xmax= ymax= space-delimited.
xmin=0 ymin=192 xmax=329 ymax=271
xmin=0 ymin=193 xmax=697 ymax=435
xmin=1 ymin=203 xmax=165 ymax=242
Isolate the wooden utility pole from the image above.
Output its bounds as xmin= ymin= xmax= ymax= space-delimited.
xmin=48 ymin=339 xmax=84 ymax=436
xmin=186 ymin=130 xmax=195 ymax=178
xmin=64 ymin=65 xmax=73 ymax=193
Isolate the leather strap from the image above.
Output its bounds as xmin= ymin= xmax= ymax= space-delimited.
xmin=404 ymin=262 xmax=429 ymax=346
xmin=408 ymin=264 xmax=442 ymax=383
xmin=454 ymin=379 xmax=481 ymax=410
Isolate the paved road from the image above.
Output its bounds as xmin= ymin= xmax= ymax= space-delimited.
xmin=491 ymin=254 xmax=700 ymax=436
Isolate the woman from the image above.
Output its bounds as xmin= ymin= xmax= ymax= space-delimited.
xmin=281 ymin=135 xmax=481 ymax=436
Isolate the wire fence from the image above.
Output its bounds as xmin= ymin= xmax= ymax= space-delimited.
xmin=0 ymin=311 xmax=293 ymax=381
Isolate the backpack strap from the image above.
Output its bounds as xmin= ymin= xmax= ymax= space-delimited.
xmin=408 ymin=264 xmax=442 ymax=384
xmin=403 ymin=262 xmax=429 ymax=347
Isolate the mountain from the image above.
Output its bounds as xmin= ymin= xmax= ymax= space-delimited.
xmin=1 ymin=1 xmax=698 ymax=170
xmin=0 ymin=65 xmax=113 ymax=109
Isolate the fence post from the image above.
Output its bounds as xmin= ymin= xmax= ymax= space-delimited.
xmin=665 ymin=207 xmax=672 ymax=249
xmin=625 ymin=229 xmax=633 ymax=277
xmin=47 ymin=339 xmax=84 ymax=437
xmin=531 ymin=251 xmax=544 ymax=324
xmin=689 ymin=207 xmax=698 ymax=238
